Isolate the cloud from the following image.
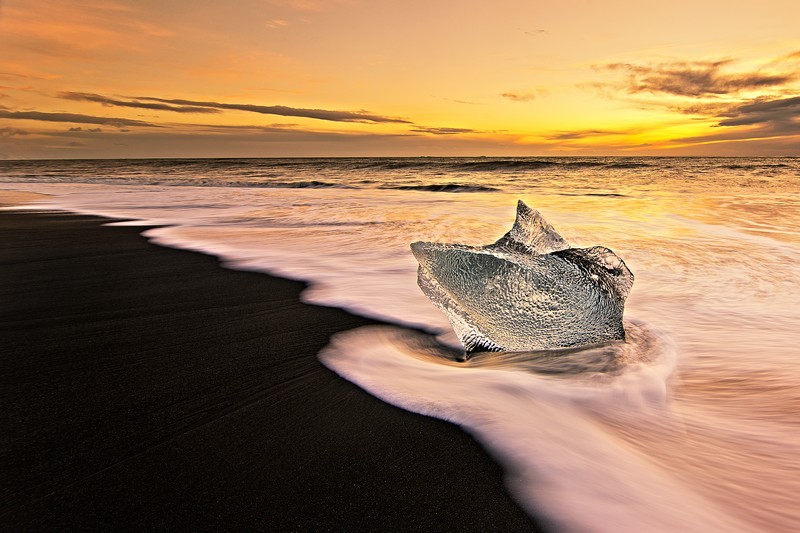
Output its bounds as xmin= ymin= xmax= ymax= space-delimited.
xmin=546 ymin=129 xmax=627 ymax=140
xmin=68 ymin=126 xmax=103 ymax=132
xmin=0 ymin=109 xmax=160 ymax=127
xmin=764 ymin=49 xmax=800 ymax=69
xmin=265 ymin=19 xmax=289 ymax=29
xmin=671 ymin=101 xmax=735 ymax=116
xmin=595 ymin=58 xmax=797 ymax=97
xmin=663 ymin=126 xmax=798 ymax=146
xmin=185 ymin=122 xmax=301 ymax=131
xmin=59 ymin=91 xmax=410 ymax=124
xmin=501 ymin=92 xmax=537 ymax=102
xmin=266 ymin=0 xmax=356 ymax=12
xmin=714 ymin=96 xmax=800 ymax=128
xmin=660 ymin=96 xmax=800 ymax=148
xmin=409 ymin=126 xmax=478 ymax=135
xmin=444 ymin=98 xmax=481 ymax=105
xmin=674 ymin=95 xmax=800 ymax=131
xmin=139 ymin=96 xmax=410 ymax=123
xmin=59 ymin=92 xmax=222 ymax=114
xmin=0 ymin=127 xmax=30 ymax=137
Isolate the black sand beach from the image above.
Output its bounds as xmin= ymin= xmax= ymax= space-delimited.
xmin=1 ymin=210 xmax=543 ymax=532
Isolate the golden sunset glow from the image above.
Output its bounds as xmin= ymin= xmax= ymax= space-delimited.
xmin=1 ymin=0 xmax=798 ymax=158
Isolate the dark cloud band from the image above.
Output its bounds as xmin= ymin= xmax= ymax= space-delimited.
xmin=715 ymin=96 xmax=800 ymax=128
xmin=58 ymin=91 xmax=410 ymax=124
xmin=0 ymin=109 xmax=160 ymax=127
xmin=59 ymin=92 xmax=221 ymax=114
xmin=142 ymin=96 xmax=411 ymax=124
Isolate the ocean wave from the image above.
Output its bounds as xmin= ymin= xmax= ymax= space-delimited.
xmin=355 ymin=160 xmax=431 ymax=170
xmin=560 ymin=161 xmax=609 ymax=167
xmin=604 ymin=162 xmax=653 ymax=169
xmin=455 ymin=160 xmax=561 ymax=171
xmin=131 ymin=179 xmax=353 ymax=189
xmin=720 ymin=163 xmax=790 ymax=170
xmin=558 ymin=192 xmax=628 ymax=198
xmin=454 ymin=160 xmax=649 ymax=171
xmin=265 ymin=180 xmax=347 ymax=189
xmin=343 ymin=158 xmax=614 ymax=172
xmin=380 ymin=183 xmax=501 ymax=193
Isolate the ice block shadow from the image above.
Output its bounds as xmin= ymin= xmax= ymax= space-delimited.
xmin=411 ymin=201 xmax=633 ymax=360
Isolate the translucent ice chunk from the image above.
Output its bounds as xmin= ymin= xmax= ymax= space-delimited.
xmin=411 ymin=201 xmax=633 ymax=360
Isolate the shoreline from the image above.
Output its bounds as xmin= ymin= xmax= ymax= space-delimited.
xmin=1 ymin=209 xmax=544 ymax=531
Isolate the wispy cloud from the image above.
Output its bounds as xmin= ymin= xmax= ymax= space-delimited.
xmin=409 ymin=126 xmax=478 ymax=135
xmin=138 ymin=96 xmax=410 ymax=123
xmin=57 ymin=91 xmax=410 ymax=124
xmin=59 ymin=92 xmax=222 ymax=114
xmin=671 ymin=101 xmax=735 ymax=116
xmin=663 ymin=126 xmax=799 ymax=147
xmin=185 ymin=123 xmax=302 ymax=132
xmin=265 ymin=19 xmax=290 ymax=29
xmin=546 ymin=129 xmax=628 ymax=140
xmin=0 ymin=109 xmax=160 ymax=127
xmin=443 ymin=98 xmax=481 ymax=105
xmin=594 ymin=57 xmax=797 ymax=97
xmin=68 ymin=126 xmax=103 ymax=132
xmin=266 ymin=0 xmax=357 ymax=12
xmin=501 ymin=92 xmax=537 ymax=102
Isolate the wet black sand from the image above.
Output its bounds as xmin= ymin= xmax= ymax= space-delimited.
xmin=1 ymin=211 xmax=544 ymax=531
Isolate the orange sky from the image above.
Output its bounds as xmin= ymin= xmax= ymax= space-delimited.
xmin=1 ymin=0 xmax=798 ymax=158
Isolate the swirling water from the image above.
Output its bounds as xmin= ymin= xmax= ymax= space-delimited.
xmin=2 ymin=157 xmax=799 ymax=531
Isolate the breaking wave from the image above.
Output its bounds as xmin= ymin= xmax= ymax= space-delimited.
xmin=380 ymin=183 xmax=501 ymax=193
xmin=605 ymin=162 xmax=653 ymax=169
xmin=260 ymin=180 xmax=346 ymax=189
xmin=317 ymin=320 xmax=745 ymax=532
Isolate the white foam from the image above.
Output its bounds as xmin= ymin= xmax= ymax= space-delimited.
xmin=319 ymin=324 xmax=746 ymax=532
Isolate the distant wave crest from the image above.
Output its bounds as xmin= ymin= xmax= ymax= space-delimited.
xmin=604 ymin=162 xmax=653 ymax=169
xmin=456 ymin=160 xmax=560 ymax=171
xmin=265 ymin=180 xmax=346 ymax=189
xmin=381 ymin=183 xmax=501 ymax=193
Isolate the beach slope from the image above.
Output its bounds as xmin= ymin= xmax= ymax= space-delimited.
xmin=1 ymin=211 xmax=542 ymax=532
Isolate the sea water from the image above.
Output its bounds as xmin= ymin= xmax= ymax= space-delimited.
xmin=2 ymin=157 xmax=799 ymax=531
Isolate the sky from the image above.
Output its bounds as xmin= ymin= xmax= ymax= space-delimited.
xmin=1 ymin=0 xmax=798 ymax=159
